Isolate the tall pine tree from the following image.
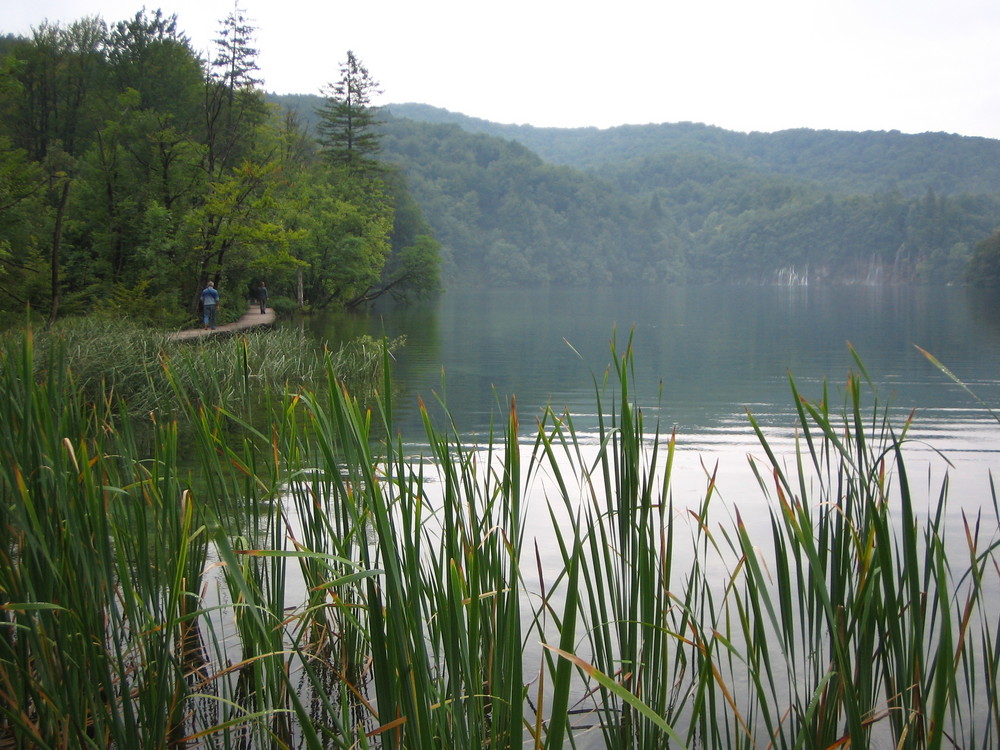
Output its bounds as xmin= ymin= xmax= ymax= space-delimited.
xmin=205 ymin=4 xmax=266 ymax=176
xmin=316 ymin=51 xmax=383 ymax=176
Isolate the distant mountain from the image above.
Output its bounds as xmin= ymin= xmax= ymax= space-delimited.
xmin=384 ymin=103 xmax=1000 ymax=197
xmin=269 ymin=94 xmax=1000 ymax=286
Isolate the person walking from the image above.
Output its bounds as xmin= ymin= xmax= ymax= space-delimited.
xmin=256 ymin=281 xmax=268 ymax=314
xmin=201 ymin=280 xmax=220 ymax=329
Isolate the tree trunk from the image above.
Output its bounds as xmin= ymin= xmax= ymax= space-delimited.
xmin=47 ymin=180 xmax=71 ymax=329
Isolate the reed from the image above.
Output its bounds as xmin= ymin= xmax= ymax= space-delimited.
xmin=537 ymin=341 xmax=1000 ymax=749
xmin=0 ymin=328 xmax=221 ymax=746
xmin=24 ymin=317 xmax=329 ymax=416
xmin=0 ymin=325 xmax=997 ymax=749
xmin=276 ymin=348 xmax=536 ymax=748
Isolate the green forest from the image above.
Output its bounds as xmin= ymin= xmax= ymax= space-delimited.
xmin=4 ymin=8 xmax=1000 ymax=332
xmin=0 ymin=10 xmax=441 ymax=329
xmin=365 ymin=103 xmax=1000 ymax=287
xmin=369 ymin=104 xmax=1000 ymax=287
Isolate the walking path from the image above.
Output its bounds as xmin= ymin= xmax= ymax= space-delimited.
xmin=168 ymin=304 xmax=276 ymax=342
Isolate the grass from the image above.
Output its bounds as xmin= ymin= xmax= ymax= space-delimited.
xmin=18 ymin=317 xmax=400 ymax=417
xmin=0 ymin=327 xmax=997 ymax=748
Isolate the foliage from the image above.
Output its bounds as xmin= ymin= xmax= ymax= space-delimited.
xmin=0 ymin=137 xmax=45 ymax=312
xmin=3 ymin=10 xmax=999 ymax=307
xmin=391 ymin=103 xmax=1000 ymax=197
xmin=89 ymin=278 xmax=189 ymax=327
xmin=289 ymin=168 xmax=394 ymax=308
xmin=354 ymin=168 xmax=442 ymax=304
xmin=358 ymin=103 xmax=1000 ymax=285
xmin=0 ymin=16 xmax=440 ymax=326
xmin=316 ymin=50 xmax=384 ymax=176
xmin=19 ymin=316 xmax=358 ymax=416
xmin=371 ymin=116 xmax=687 ymax=285
xmin=966 ymin=230 xmax=1000 ymax=287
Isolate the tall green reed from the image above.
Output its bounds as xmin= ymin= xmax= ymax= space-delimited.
xmin=0 ymin=328 xmax=219 ymax=747
xmin=730 ymin=349 xmax=995 ymax=749
xmin=1 ymin=322 xmax=997 ymax=750
xmin=0 ymin=326 xmax=334 ymax=748
xmin=278 ymin=347 xmax=535 ymax=748
xmin=537 ymin=333 xmax=701 ymax=750
xmin=26 ymin=317 xmax=326 ymax=416
xmin=539 ymin=339 xmax=1000 ymax=750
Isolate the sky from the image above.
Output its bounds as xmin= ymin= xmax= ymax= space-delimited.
xmin=7 ymin=0 xmax=1000 ymax=139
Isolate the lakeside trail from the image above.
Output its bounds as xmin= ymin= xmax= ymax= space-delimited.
xmin=168 ymin=304 xmax=275 ymax=342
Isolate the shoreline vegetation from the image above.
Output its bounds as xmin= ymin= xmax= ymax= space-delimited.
xmin=1 ymin=325 xmax=998 ymax=749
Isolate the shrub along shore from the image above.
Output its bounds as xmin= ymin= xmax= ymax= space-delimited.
xmin=0 ymin=324 xmax=997 ymax=749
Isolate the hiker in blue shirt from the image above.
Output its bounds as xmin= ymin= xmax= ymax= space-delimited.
xmin=201 ymin=281 xmax=220 ymax=329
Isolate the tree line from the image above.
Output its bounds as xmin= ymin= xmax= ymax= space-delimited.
xmin=0 ymin=9 xmax=440 ymax=328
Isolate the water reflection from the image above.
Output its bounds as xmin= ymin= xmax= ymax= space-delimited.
xmin=304 ymin=284 xmax=1000 ymax=445
xmin=303 ymin=282 xmax=1000 ymax=563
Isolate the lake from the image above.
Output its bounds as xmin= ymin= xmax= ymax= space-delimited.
xmin=307 ymin=284 xmax=1000 ymax=519
xmin=297 ymin=283 xmax=1000 ymax=747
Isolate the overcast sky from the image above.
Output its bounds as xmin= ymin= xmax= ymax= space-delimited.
xmin=7 ymin=0 xmax=1000 ymax=139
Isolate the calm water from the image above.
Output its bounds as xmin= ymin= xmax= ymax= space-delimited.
xmin=300 ymin=284 xmax=1000 ymax=747
xmin=308 ymin=284 xmax=1000 ymax=510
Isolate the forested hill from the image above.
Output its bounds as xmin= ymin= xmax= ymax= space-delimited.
xmin=273 ymin=95 xmax=1000 ymax=287
xmin=385 ymin=103 xmax=1000 ymax=197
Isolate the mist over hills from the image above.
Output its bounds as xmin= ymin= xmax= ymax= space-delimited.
xmin=273 ymin=95 xmax=1000 ymax=286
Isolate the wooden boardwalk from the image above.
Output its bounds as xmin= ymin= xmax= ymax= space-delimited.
xmin=168 ymin=305 xmax=276 ymax=342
